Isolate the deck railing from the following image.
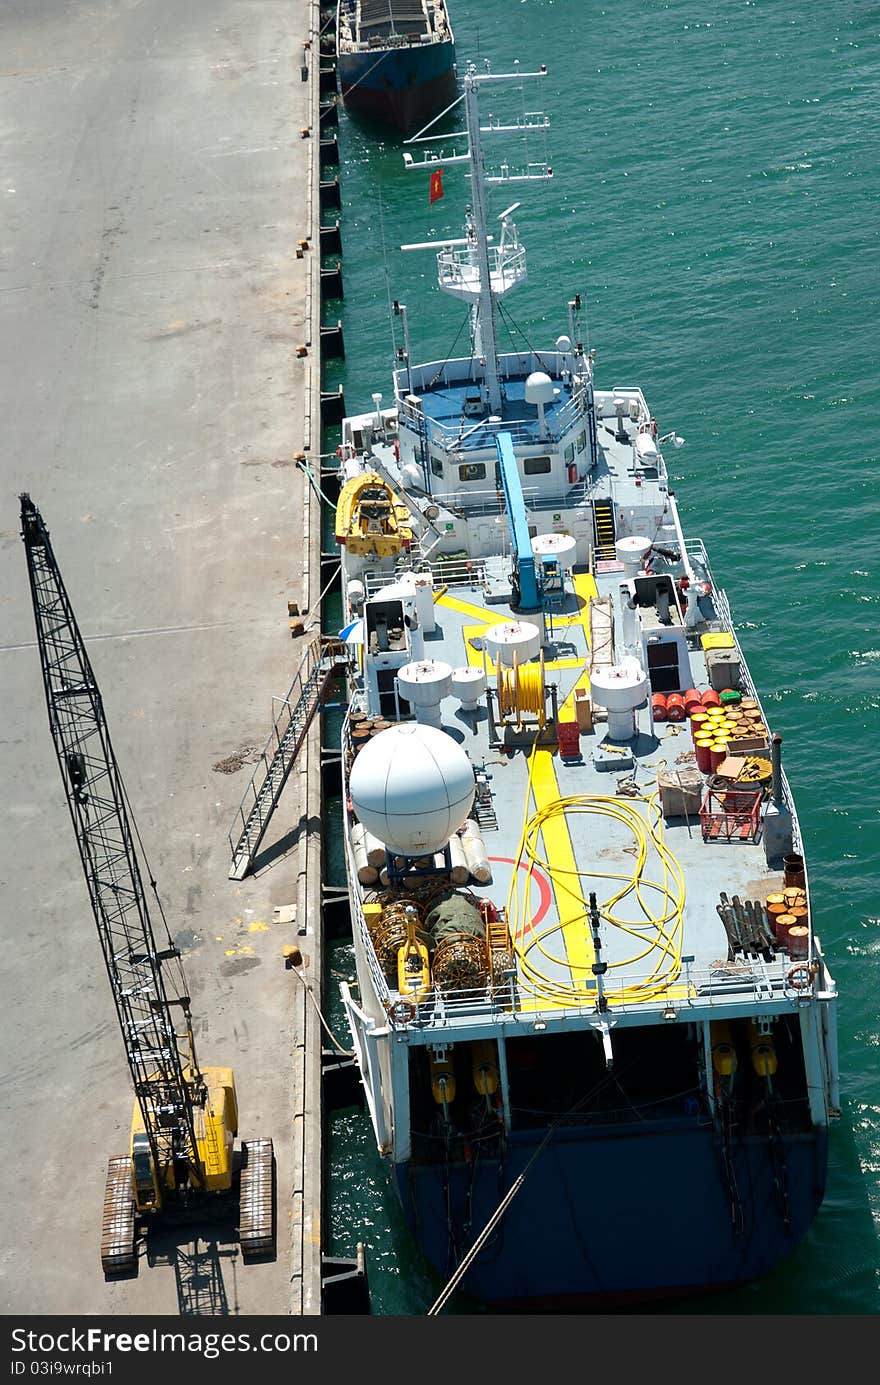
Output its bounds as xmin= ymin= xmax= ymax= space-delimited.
xmin=356 ymin=950 xmax=823 ymax=1035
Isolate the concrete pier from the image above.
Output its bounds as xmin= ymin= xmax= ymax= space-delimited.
xmin=0 ymin=0 xmax=333 ymax=1316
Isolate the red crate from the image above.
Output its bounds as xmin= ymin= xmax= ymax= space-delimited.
xmin=556 ymin=718 xmax=581 ymax=758
xmin=699 ymin=786 xmax=762 ymax=842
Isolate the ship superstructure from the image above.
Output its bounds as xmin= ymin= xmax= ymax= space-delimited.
xmin=333 ymin=61 xmax=839 ymax=1307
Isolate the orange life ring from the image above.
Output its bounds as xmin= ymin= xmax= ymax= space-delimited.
xmin=390 ymin=998 xmax=416 ymax=1024
xmin=787 ymin=963 xmax=814 ymax=992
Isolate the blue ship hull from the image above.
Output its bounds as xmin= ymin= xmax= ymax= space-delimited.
xmin=338 ymin=40 xmax=456 ymax=133
xmin=394 ymin=1123 xmax=828 ymax=1307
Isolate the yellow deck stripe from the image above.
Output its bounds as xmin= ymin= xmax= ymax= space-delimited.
xmin=460 ymin=627 xmax=587 ymax=674
xmin=529 ymin=748 xmax=595 ymax=980
xmin=462 ymin=624 xmax=493 ymax=668
xmin=439 ymin=574 xmax=598 ymax=632
xmin=572 ymin=570 xmax=599 ymax=619
xmin=559 ymin=570 xmax=598 ymax=716
xmin=436 ymin=592 xmax=498 ymax=624
xmin=545 ymin=571 xmax=600 ymax=628
xmin=559 ymin=667 xmax=592 ymax=718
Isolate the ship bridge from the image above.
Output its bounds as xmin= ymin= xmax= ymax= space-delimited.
xmin=395 ymin=350 xmax=592 ymax=454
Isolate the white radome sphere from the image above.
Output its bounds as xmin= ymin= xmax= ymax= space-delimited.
xmin=349 ymin=723 xmax=475 ymax=857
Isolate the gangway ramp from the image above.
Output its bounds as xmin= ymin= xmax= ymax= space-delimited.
xmin=228 ymin=636 xmax=347 ymax=880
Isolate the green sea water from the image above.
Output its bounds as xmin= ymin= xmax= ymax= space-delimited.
xmin=322 ymin=0 xmax=880 ymax=1313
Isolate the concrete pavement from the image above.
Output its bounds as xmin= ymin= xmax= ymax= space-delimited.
xmin=0 ymin=0 xmax=320 ymax=1315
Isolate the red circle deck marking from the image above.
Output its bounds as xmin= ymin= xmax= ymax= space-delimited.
xmin=487 ymin=857 xmax=552 ymax=939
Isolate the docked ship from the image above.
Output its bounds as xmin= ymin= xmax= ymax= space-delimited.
xmin=336 ymin=0 xmax=456 ymax=134
xmin=333 ymin=61 xmax=840 ymax=1308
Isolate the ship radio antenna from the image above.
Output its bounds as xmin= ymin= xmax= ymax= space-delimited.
xmin=401 ymin=61 xmax=552 ymax=418
xmin=463 ymin=65 xmax=502 ymax=412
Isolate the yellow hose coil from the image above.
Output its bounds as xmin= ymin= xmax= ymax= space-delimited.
xmin=497 ymin=654 xmax=546 ymax=728
xmin=505 ymin=747 xmax=686 ymax=1007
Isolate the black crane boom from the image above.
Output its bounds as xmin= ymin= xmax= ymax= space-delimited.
xmin=20 ymin=494 xmax=203 ymax=1197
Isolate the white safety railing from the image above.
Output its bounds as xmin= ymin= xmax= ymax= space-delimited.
xmin=371 ymin=950 xmax=821 ymax=1033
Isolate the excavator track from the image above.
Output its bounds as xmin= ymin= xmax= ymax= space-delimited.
xmin=101 ymin=1156 xmax=138 ymax=1277
xmin=239 ymin=1137 xmax=276 ymax=1261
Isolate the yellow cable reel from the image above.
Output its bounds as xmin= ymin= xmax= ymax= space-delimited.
xmin=496 ymin=651 xmax=546 ymax=728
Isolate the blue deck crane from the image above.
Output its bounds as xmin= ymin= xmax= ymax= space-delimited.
xmin=495 ymin=431 xmax=540 ymax=610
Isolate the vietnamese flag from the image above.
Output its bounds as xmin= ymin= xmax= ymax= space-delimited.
xmin=429 ymin=167 xmax=444 ymax=205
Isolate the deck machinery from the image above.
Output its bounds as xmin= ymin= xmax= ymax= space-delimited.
xmin=20 ymin=495 xmax=276 ymax=1277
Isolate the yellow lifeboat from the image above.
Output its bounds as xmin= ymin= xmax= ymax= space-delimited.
xmin=334 ymin=472 xmax=413 ymax=558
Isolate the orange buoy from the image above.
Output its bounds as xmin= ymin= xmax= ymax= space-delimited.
xmin=701 ymin=689 xmax=720 ymax=708
xmin=651 ymin=692 xmax=668 ymax=722
xmin=666 ymin=692 xmax=686 ymax=722
xmin=683 ymin=688 xmax=703 ymax=711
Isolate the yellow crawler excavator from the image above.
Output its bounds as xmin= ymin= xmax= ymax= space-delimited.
xmin=21 ymin=494 xmax=275 ymax=1276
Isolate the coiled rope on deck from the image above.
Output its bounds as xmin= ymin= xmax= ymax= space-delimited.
xmin=506 ymin=747 xmax=686 ymax=1007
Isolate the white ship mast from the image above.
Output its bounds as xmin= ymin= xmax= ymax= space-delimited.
xmin=402 ymin=61 xmax=553 ymax=415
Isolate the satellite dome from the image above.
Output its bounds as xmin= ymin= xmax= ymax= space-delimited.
xmin=349 ymin=723 xmax=475 ymax=857
xmin=524 ymin=371 xmax=556 ymax=405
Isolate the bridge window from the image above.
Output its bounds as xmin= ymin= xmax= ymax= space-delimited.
xmin=524 ymin=455 xmax=552 ymax=475
xmin=564 ymin=443 xmax=575 ymax=465
xmin=430 ymin=454 xmax=443 ymax=477
xmin=458 ymin=462 xmax=487 ymax=482
xmin=576 ymin=430 xmax=587 ymax=453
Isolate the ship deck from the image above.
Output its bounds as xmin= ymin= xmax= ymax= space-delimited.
xmin=350 ymin=562 xmax=808 ymax=1024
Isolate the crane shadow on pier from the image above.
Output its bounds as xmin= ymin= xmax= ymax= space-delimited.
xmin=146 ymin=1225 xmax=241 ymax=1315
